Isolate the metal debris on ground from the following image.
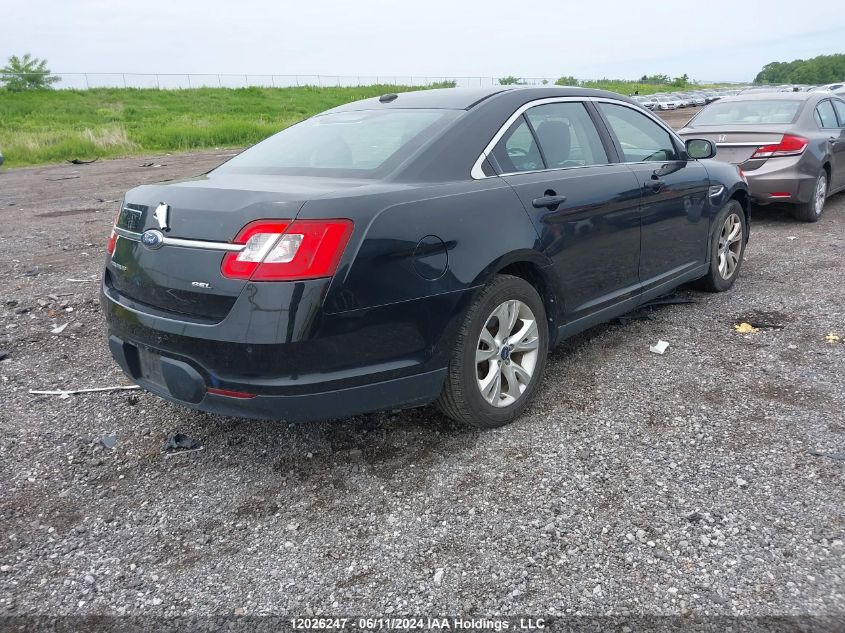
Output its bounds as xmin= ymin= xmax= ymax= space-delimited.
xmin=734 ymin=322 xmax=760 ymax=334
xmin=162 ymin=433 xmax=203 ymax=455
xmin=29 ymin=385 xmax=141 ymax=399
xmin=0 ymin=350 xmax=9 ymax=361
xmin=50 ymin=323 xmax=68 ymax=335
xmin=614 ymin=292 xmax=696 ymax=325
xmin=100 ymin=435 xmax=117 ymax=449
xmin=808 ymin=450 xmax=845 ymax=461
xmin=639 ymin=293 xmax=697 ymax=308
xmin=649 ymin=340 xmax=670 ymax=355
xmin=44 ymin=175 xmax=81 ymax=181
xmin=613 ymin=311 xmax=656 ymax=325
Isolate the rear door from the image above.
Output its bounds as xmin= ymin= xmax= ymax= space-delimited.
xmin=595 ymin=101 xmax=711 ymax=287
xmin=491 ymin=100 xmax=643 ymax=320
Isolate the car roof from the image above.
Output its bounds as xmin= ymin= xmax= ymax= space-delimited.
xmin=323 ymin=86 xmax=639 ymax=113
xmin=714 ymin=91 xmax=831 ymax=104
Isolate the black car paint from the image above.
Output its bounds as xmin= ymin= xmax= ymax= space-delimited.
xmin=103 ymin=87 xmax=748 ymax=421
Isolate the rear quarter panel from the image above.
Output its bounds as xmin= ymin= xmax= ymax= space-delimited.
xmin=301 ymin=180 xmax=543 ymax=315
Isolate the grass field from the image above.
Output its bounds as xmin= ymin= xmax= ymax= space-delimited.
xmin=0 ymin=81 xmax=728 ymax=167
xmin=0 ymin=85 xmax=447 ymax=167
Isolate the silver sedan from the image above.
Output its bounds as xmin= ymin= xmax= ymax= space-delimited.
xmin=678 ymin=92 xmax=845 ymax=221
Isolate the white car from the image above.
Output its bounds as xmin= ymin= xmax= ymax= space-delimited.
xmin=809 ymin=83 xmax=845 ymax=93
xmin=655 ymin=96 xmax=683 ymax=110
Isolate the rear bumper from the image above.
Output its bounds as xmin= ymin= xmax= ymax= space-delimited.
xmin=743 ymin=156 xmax=818 ymax=204
xmin=102 ymin=277 xmax=471 ymax=421
xmin=108 ymin=334 xmax=446 ymax=421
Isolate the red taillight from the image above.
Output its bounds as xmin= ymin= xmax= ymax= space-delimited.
xmin=751 ymin=134 xmax=808 ymax=159
xmin=107 ymin=231 xmax=117 ymax=255
xmin=221 ymin=219 xmax=354 ymax=281
xmin=106 ymin=205 xmax=121 ymax=255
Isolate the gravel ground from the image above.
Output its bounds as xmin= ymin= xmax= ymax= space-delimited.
xmin=0 ymin=136 xmax=843 ymax=624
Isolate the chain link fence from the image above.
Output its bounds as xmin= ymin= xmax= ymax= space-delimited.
xmin=0 ymin=72 xmax=563 ymax=90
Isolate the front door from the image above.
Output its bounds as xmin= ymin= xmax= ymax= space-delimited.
xmin=490 ymin=101 xmax=643 ymax=321
xmin=595 ymin=102 xmax=711 ymax=289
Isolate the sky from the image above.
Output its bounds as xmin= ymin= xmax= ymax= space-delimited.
xmin=2 ymin=0 xmax=844 ymax=83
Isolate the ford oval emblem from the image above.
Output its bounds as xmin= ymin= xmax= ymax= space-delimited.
xmin=141 ymin=229 xmax=165 ymax=250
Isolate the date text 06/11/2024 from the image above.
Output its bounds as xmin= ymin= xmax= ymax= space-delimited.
xmin=290 ymin=617 xmax=547 ymax=630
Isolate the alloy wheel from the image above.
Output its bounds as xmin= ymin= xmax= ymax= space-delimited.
xmin=475 ymin=300 xmax=540 ymax=408
xmin=717 ymin=212 xmax=743 ymax=280
xmin=814 ymin=173 xmax=827 ymax=216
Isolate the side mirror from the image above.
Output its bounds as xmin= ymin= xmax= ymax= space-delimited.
xmin=686 ymin=138 xmax=716 ymax=160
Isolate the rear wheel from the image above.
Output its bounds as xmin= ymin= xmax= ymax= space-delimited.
xmin=436 ymin=275 xmax=548 ymax=428
xmin=793 ymin=170 xmax=828 ymax=222
xmin=693 ymin=200 xmax=746 ymax=292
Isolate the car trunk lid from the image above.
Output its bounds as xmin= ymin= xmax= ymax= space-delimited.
xmin=106 ymin=174 xmax=366 ymax=320
xmin=680 ymin=128 xmax=788 ymax=164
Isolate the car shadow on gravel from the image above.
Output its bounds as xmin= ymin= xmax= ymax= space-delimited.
xmin=157 ymin=398 xmax=481 ymax=488
xmin=749 ymin=190 xmax=845 ymax=224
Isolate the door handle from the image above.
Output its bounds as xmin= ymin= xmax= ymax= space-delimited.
xmin=646 ymin=177 xmax=665 ymax=191
xmin=532 ymin=195 xmax=567 ymax=208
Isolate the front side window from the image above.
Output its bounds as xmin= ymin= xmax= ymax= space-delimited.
xmin=598 ymin=103 xmax=680 ymax=162
xmin=815 ymin=100 xmax=838 ymax=128
xmin=215 ymin=109 xmax=458 ymax=177
xmin=525 ymin=102 xmax=608 ymax=168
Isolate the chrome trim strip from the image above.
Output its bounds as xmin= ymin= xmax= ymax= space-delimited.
xmin=163 ymin=236 xmax=244 ymax=252
xmin=113 ymin=227 xmax=141 ymax=240
xmin=496 ymin=161 xmax=618 ymax=177
xmin=715 ymin=142 xmax=769 ymax=147
xmin=112 ymin=226 xmax=244 ymax=252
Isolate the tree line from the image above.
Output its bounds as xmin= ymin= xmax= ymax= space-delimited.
xmin=754 ymin=54 xmax=845 ymax=85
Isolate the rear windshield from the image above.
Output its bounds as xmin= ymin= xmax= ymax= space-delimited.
xmin=691 ymin=100 xmax=802 ymax=126
xmin=216 ymin=109 xmax=459 ymax=178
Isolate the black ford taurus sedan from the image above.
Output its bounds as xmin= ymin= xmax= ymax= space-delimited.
xmin=103 ymin=87 xmax=749 ymax=428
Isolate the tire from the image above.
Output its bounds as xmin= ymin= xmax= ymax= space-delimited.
xmin=693 ymin=200 xmax=747 ymax=292
xmin=436 ymin=275 xmax=549 ymax=428
xmin=793 ymin=170 xmax=828 ymax=222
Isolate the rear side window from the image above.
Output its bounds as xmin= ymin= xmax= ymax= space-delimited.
xmin=815 ymin=100 xmax=838 ymax=128
xmin=691 ymin=100 xmax=801 ymax=125
xmin=834 ymin=100 xmax=845 ymax=127
xmin=490 ymin=118 xmax=544 ymax=173
xmin=216 ymin=109 xmax=458 ymax=178
xmin=491 ymin=102 xmax=608 ymax=173
xmin=525 ymin=103 xmax=608 ymax=168
xmin=598 ymin=103 xmax=680 ymax=162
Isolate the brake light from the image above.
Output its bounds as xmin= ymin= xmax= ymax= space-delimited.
xmin=751 ymin=134 xmax=808 ymax=159
xmin=221 ymin=219 xmax=353 ymax=281
xmin=106 ymin=205 xmax=121 ymax=255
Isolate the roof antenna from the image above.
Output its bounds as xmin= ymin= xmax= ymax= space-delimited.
xmin=379 ymin=93 xmax=398 ymax=103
